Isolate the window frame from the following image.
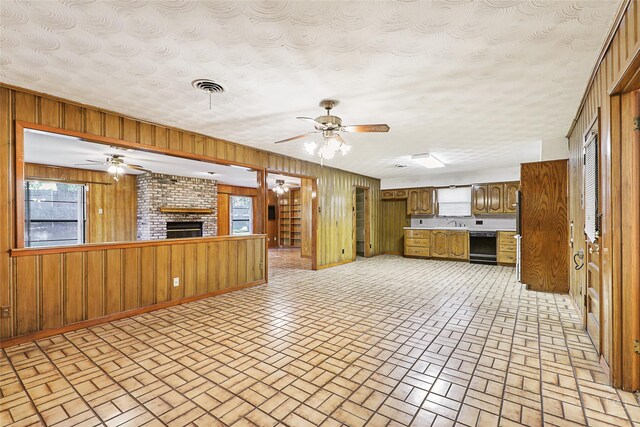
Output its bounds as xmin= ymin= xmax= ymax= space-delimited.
xmin=24 ymin=180 xmax=87 ymax=247
xmin=436 ymin=186 xmax=472 ymax=217
xmin=230 ymin=195 xmax=253 ymax=236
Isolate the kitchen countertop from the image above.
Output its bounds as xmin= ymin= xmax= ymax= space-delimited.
xmin=404 ymin=226 xmax=517 ymax=232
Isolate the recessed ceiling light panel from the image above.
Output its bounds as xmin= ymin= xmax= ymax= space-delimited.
xmin=411 ymin=153 xmax=445 ymax=168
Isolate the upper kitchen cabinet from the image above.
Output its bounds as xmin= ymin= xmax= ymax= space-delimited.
xmin=472 ymin=185 xmax=488 ymax=214
xmin=381 ymin=189 xmax=408 ymax=200
xmin=503 ymin=182 xmax=519 ymax=214
xmin=473 ymin=181 xmax=519 ymax=215
xmin=407 ymin=188 xmax=434 ymax=215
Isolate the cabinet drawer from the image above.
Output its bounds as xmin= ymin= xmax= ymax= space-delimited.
xmin=406 ymin=238 xmax=430 ymax=248
xmin=382 ymin=190 xmax=395 ymax=199
xmin=405 ymin=246 xmax=430 ymax=257
xmin=499 ymin=243 xmax=516 ymax=253
xmin=497 ymin=252 xmax=516 ymax=264
xmin=498 ymin=231 xmax=516 ymax=241
xmin=394 ymin=189 xmax=408 ymax=198
xmin=405 ymin=230 xmax=430 ymax=239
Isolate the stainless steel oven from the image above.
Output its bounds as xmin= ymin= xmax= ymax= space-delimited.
xmin=469 ymin=230 xmax=497 ymax=265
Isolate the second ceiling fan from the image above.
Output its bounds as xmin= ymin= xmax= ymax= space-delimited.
xmin=274 ymin=100 xmax=390 ymax=164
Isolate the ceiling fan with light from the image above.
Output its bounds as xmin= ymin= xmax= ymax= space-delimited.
xmin=75 ymin=154 xmax=151 ymax=181
xmin=274 ymin=100 xmax=390 ymax=164
xmin=272 ymin=179 xmax=290 ymax=196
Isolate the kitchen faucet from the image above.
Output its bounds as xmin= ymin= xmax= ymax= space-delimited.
xmin=447 ymin=219 xmax=458 ymax=227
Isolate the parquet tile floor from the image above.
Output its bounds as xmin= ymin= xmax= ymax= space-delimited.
xmin=1 ymin=255 xmax=638 ymax=426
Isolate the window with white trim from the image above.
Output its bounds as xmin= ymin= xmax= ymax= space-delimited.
xmin=230 ymin=196 xmax=253 ymax=235
xmin=437 ymin=186 xmax=472 ymax=217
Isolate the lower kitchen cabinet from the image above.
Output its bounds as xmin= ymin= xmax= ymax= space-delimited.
xmin=405 ymin=229 xmax=468 ymax=260
xmin=497 ymin=231 xmax=517 ymax=265
xmin=448 ymin=231 xmax=469 ymax=260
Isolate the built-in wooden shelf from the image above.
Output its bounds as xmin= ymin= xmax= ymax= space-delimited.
xmin=159 ymin=207 xmax=213 ymax=214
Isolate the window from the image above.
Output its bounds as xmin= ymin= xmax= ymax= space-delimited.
xmin=230 ymin=196 xmax=253 ymax=235
xmin=25 ymin=181 xmax=86 ymax=247
xmin=437 ymin=187 xmax=471 ymax=217
xmin=584 ymin=131 xmax=599 ymax=242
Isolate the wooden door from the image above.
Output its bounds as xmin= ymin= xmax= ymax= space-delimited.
xmin=586 ymin=241 xmax=601 ymax=351
xmin=503 ymin=182 xmax=519 ymax=214
xmin=418 ymin=188 xmax=432 ymax=214
xmin=487 ymin=184 xmax=503 ymax=213
xmin=431 ymin=231 xmax=449 ymax=258
xmin=520 ymin=160 xmax=569 ymax=292
xmin=407 ymin=189 xmax=420 ymax=215
xmin=448 ymin=232 xmax=468 ymax=259
xmin=472 ymin=185 xmax=488 ymax=214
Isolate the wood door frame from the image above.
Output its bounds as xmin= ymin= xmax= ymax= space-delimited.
xmin=265 ymin=169 xmax=318 ymax=270
xmin=352 ymin=185 xmax=370 ymax=259
xmin=609 ymin=89 xmax=640 ymax=391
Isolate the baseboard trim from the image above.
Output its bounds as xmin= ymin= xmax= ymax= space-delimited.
xmin=0 ymin=279 xmax=266 ymax=349
xmin=316 ymin=259 xmax=353 ymax=270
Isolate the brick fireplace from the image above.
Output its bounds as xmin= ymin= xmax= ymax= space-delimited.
xmin=136 ymin=173 xmax=217 ymax=240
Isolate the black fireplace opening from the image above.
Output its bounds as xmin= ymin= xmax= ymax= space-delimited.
xmin=166 ymin=221 xmax=203 ymax=239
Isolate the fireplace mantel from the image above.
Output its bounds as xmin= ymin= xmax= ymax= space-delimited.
xmin=159 ymin=207 xmax=214 ymax=214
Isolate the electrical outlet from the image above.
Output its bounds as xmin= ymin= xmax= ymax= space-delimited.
xmin=98 ymin=208 xmax=103 ymax=214
xmin=1 ymin=306 xmax=10 ymax=318
xmin=173 ymin=277 xmax=180 ymax=287
xmin=419 ymin=219 xmax=423 ymax=224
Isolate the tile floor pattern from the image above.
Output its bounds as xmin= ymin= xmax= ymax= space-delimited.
xmin=268 ymin=248 xmax=313 ymax=271
xmin=1 ymin=256 xmax=639 ymax=427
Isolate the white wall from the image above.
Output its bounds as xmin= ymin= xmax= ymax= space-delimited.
xmin=381 ymin=165 xmax=520 ymax=189
xmin=540 ymin=137 xmax=569 ymax=161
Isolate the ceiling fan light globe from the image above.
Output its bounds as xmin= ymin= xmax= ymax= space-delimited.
xmin=304 ymin=141 xmax=317 ymax=155
xmin=107 ymin=165 xmax=118 ymax=173
xmin=116 ymin=166 xmax=125 ymax=173
xmin=339 ymin=144 xmax=351 ymax=155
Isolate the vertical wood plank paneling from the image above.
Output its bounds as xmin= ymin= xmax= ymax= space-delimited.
xmin=207 ymin=241 xmax=219 ymax=292
xmin=183 ymin=244 xmax=197 ymax=298
xmin=104 ymin=114 xmax=120 ymax=139
xmin=39 ymin=98 xmax=60 ymax=127
xmin=123 ymin=248 xmax=139 ymax=310
xmin=105 ymin=249 xmax=122 ymax=314
xmin=15 ymin=92 xmax=36 ymax=122
xmin=196 ymin=243 xmax=208 ymax=294
xmin=122 ymin=118 xmax=137 ymax=143
xmin=0 ymin=87 xmax=12 ymax=339
xmin=40 ymin=254 xmax=62 ymax=329
xmin=237 ymin=240 xmax=247 ymax=284
xmin=15 ymin=257 xmax=38 ymax=335
xmin=155 ymin=246 xmax=169 ymax=303
xmin=140 ymin=247 xmax=155 ymax=306
xmin=170 ymin=245 xmax=183 ymax=300
xmin=86 ymin=250 xmax=104 ymax=319
xmin=84 ymin=109 xmax=102 ymax=135
xmin=64 ymin=252 xmax=84 ymax=324
xmin=217 ymin=240 xmax=229 ymax=290
xmin=63 ymin=104 xmax=83 ymax=132
xmin=227 ymin=240 xmax=238 ymax=289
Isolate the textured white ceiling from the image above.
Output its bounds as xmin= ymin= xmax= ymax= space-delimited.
xmin=1 ymin=1 xmax=618 ymax=179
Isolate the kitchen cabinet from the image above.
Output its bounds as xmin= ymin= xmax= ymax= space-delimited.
xmin=448 ymin=231 xmax=469 ymax=260
xmin=405 ymin=229 xmax=468 ymax=260
xmin=431 ymin=231 xmax=449 ymax=258
xmin=488 ymin=184 xmax=503 ymax=213
xmin=382 ymin=189 xmax=408 ymax=200
xmin=503 ymin=182 xmax=519 ymax=214
xmin=472 ymin=185 xmax=488 ymax=214
xmin=407 ymin=188 xmax=433 ymax=215
xmin=404 ymin=229 xmax=431 ymax=257
xmin=473 ymin=181 xmax=520 ymax=214
xmin=497 ymin=231 xmax=517 ymax=265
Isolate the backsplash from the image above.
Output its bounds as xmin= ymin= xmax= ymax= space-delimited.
xmin=410 ymin=215 xmax=516 ymax=230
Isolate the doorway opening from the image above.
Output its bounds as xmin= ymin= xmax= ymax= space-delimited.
xmin=267 ymin=172 xmax=317 ymax=271
xmin=353 ymin=186 xmax=370 ymax=259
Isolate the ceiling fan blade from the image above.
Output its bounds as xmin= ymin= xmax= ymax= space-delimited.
xmin=123 ymin=164 xmax=151 ymax=173
xmin=74 ymin=161 xmax=107 ymax=166
xmin=297 ymin=117 xmax=327 ymax=129
xmin=274 ymin=131 xmax=318 ymax=144
xmin=341 ymin=124 xmax=390 ymax=133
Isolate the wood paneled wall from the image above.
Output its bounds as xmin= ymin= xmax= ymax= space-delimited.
xmin=566 ymin=0 xmax=640 ymax=389
xmin=8 ymin=235 xmax=265 ymax=341
xmin=0 ymin=84 xmax=381 ymax=339
xmin=380 ymin=200 xmax=409 ymax=254
xmin=300 ymin=178 xmax=313 ymax=257
xmin=25 ymin=163 xmax=137 ymax=243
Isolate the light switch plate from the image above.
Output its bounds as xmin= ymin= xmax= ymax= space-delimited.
xmin=173 ymin=277 xmax=179 ymax=287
